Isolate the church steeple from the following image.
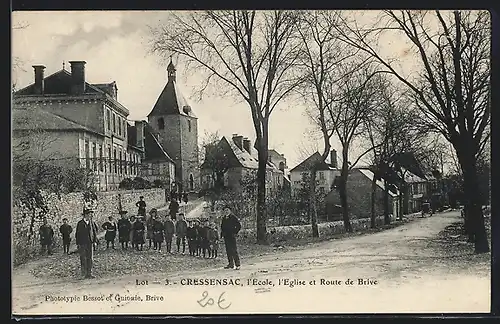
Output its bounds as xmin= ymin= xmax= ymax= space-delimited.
xmin=167 ymin=56 xmax=176 ymax=83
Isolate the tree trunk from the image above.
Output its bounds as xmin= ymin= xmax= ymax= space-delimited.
xmin=255 ymin=134 xmax=269 ymax=245
xmin=399 ymin=181 xmax=405 ymax=220
xmin=460 ymin=153 xmax=489 ymax=253
xmin=308 ymin=169 xmax=319 ymax=238
xmin=383 ymin=182 xmax=390 ymax=225
xmin=370 ymin=175 xmax=377 ymax=228
xmin=339 ymin=149 xmax=352 ymax=232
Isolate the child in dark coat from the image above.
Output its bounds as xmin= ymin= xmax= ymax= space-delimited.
xmin=193 ymin=220 xmax=202 ymax=257
xmin=132 ymin=216 xmax=146 ymax=251
xmin=207 ymin=223 xmax=219 ymax=259
xmin=186 ymin=220 xmax=197 ymax=256
xmin=117 ymin=211 xmax=131 ymax=250
xmin=199 ymin=220 xmax=210 ymax=258
xmin=59 ymin=218 xmax=73 ymax=254
xmin=163 ymin=217 xmax=175 ymax=253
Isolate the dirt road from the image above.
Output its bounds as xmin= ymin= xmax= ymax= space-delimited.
xmin=12 ymin=210 xmax=490 ymax=315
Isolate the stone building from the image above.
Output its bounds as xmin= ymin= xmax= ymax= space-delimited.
xmin=325 ymin=168 xmax=400 ymax=221
xmin=12 ymin=62 xmax=144 ymax=190
xmin=200 ymin=134 xmax=285 ymax=195
xmin=147 ymin=59 xmax=200 ymax=193
xmin=289 ymin=150 xmax=340 ymax=197
xmin=12 ymin=61 xmax=176 ymax=191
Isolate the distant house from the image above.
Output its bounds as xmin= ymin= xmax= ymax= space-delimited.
xmin=400 ymin=167 xmax=428 ymax=214
xmin=200 ymin=134 xmax=285 ymax=195
xmin=128 ymin=121 xmax=176 ymax=188
xmin=289 ymin=150 xmax=340 ymax=197
xmin=325 ymin=168 xmax=400 ymax=221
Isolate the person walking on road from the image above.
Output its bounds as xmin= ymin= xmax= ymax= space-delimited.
xmin=75 ymin=210 xmax=98 ymax=279
xmin=220 ymin=205 xmax=241 ymax=270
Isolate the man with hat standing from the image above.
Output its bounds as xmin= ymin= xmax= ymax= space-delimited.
xmin=136 ymin=196 xmax=147 ymax=218
xmin=220 ymin=205 xmax=241 ymax=270
xmin=150 ymin=208 xmax=164 ymax=251
xmin=117 ymin=211 xmax=131 ymax=250
xmin=75 ymin=209 xmax=98 ymax=279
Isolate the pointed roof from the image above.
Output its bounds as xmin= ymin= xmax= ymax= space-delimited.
xmin=143 ymin=124 xmax=175 ymax=163
xmin=357 ymin=168 xmax=399 ymax=197
xmin=148 ymin=61 xmax=196 ymax=118
xmin=290 ymin=152 xmax=338 ymax=172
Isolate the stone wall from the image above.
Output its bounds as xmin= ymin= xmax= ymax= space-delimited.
xmin=12 ymin=188 xmax=166 ymax=266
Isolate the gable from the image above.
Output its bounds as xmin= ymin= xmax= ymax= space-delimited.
xmin=148 ymin=81 xmax=196 ymax=118
xmin=290 ymin=152 xmax=334 ymax=172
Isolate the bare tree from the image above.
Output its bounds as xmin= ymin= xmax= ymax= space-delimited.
xmin=149 ymin=11 xmax=304 ymax=244
xmin=336 ymin=10 xmax=490 ymax=252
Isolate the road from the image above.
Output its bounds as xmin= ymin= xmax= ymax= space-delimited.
xmin=12 ymin=210 xmax=490 ymax=315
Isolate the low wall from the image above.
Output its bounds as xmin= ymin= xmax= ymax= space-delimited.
xmin=12 ymin=188 xmax=166 ymax=266
xmin=237 ymin=215 xmax=397 ymax=245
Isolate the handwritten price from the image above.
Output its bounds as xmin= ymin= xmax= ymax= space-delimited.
xmin=197 ymin=291 xmax=231 ymax=310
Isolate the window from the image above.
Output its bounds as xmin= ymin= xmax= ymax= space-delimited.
xmin=108 ymin=146 xmax=112 ymax=172
xmin=114 ymin=148 xmax=117 ymax=173
xmin=118 ymin=118 xmax=122 ymax=135
xmin=99 ymin=145 xmax=103 ymax=171
xmin=124 ymin=153 xmax=128 ymax=175
xmin=318 ymin=171 xmax=325 ymax=180
xmin=119 ymin=151 xmax=123 ymax=174
xmin=106 ymin=110 xmax=111 ymax=130
xmin=113 ymin=114 xmax=117 ymax=133
xmin=84 ymin=140 xmax=90 ymax=169
xmin=92 ymin=143 xmax=97 ymax=170
xmin=123 ymin=120 xmax=127 ymax=137
xmin=158 ymin=117 xmax=165 ymax=130
xmin=188 ymin=120 xmax=192 ymax=132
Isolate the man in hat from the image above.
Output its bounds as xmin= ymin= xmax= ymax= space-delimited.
xmin=39 ymin=217 xmax=54 ymax=256
xmin=102 ymin=215 xmax=117 ymax=249
xmin=150 ymin=208 xmax=164 ymax=251
xmin=163 ymin=214 xmax=176 ymax=254
xmin=220 ymin=205 xmax=241 ymax=270
xmin=136 ymin=196 xmax=147 ymax=218
xmin=117 ymin=211 xmax=131 ymax=250
xmin=75 ymin=210 xmax=98 ymax=279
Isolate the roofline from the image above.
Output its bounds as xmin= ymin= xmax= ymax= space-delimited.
xmin=13 ymin=127 xmax=105 ymax=138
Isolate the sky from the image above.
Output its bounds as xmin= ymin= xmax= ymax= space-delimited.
xmin=12 ymin=11 xmax=422 ymax=170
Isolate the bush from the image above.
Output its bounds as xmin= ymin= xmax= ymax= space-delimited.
xmin=119 ymin=177 xmax=152 ymax=190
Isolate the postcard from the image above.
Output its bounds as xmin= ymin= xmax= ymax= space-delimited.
xmin=12 ymin=10 xmax=491 ymax=315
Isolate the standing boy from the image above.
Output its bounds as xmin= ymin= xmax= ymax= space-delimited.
xmin=102 ymin=216 xmax=117 ymax=249
xmin=169 ymin=197 xmax=179 ymax=221
xmin=199 ymin=220 xmax=210 ymax=258
xmin=59 ymin=218 xmax=72 ymax=254
xmin=129 ymin=216 xmax=137 ymax=250
xmin=163 ymin=216 xmax=175 ymax=254
xmin=194 ymin=220 xmax=203 ymax=257
xmin=39 ymin=218 xmax=54 ymax=256
xmin=175 ymin=213 xmax=188 ymax=254
xmin=132 ymin=216 xmax=146 ymax=251
xmin=186 ymin=220 xmax=197 ymax=256
xmin=150 ymin=209 xmax=164 ymax=251
xmin=207 ymin=222 xmax=219 ymax=259
xmin=146 ymin=210 xmax=155 ymax=249
xmin=117 ymin=211 xmax=131 ymax=250
xmin=136 ymin=196 xmax=147 ymax=218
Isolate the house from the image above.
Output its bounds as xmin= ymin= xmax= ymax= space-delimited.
xmin=268 ymin=149 xmax=287 ymax=172
xmin=325 ymin=167 xmax=400 ymax=221
xmin=128 ymin=121 xmax=176 ymax=188
xmin=200 ymin=134 xmax=285 ymax=195
xmin=12 ymin=62 xmax=143 ymax=190
xmin=289 ymin=149 xmax=340 ymax=197
xmin=400 ymin=167 xmax=428 ymax=214
xmin=146 ymin=59 xmax=200 ymax=193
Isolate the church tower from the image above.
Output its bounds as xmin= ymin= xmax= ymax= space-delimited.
xmin=148 ymin=59 xmax=200 ymax=192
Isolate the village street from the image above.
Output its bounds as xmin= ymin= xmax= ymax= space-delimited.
xmin=12 ymin=210 xmax=490 ymax=315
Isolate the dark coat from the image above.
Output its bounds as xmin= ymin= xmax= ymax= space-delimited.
xmin=59 ymin=224 xmax=72 ymax=243
xmin=117 ymin=218 xmax=131 ymax=242
xmin=164 ymin=220 xmax=175 ymax=238
xmin=136 ymin=200 xmax=147 ymax=216
xmin=186 ymin=226 xmax=197 ymax=240
xmin=146 ymin=217 xmax=155 ymax=240
xmin=132 ymin=220 xmax=146 ymax=244
xmin=75 ymin=219 xmax=98 ymax=246
xmin=175 ymin=219 xmax=188 ymax=237
xmin=102 ymin=221 xmax=117 ymax=241
xmin=39 ymin=224 xmax=54 ymax=245
xmin=221 ymin=214 xmax=241 ymax=238
xmin=169 ymin=200 xmax=180 ymax=215
xmin=199 ymin=226 xmax=209 ymax=242
xmin=152 ymin=220 xmax=164 ymax=242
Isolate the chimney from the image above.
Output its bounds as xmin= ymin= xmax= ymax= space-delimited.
xmin=135 ymin=120 xmax=145 ymax=150
xmin=330 ymin=149 xmax=338 ymax=168
xmin=32 ymin=65 xmax=46 ymax=95
xmin=110 ymin=81 xmax=117 ymax=99
xmin=232 ymin=134 xmax=244 ymax=150
xmin=69 ymin=61 xmax=86 ymax=95
xmin=243 ymin=138 xmax=251 ymax=153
